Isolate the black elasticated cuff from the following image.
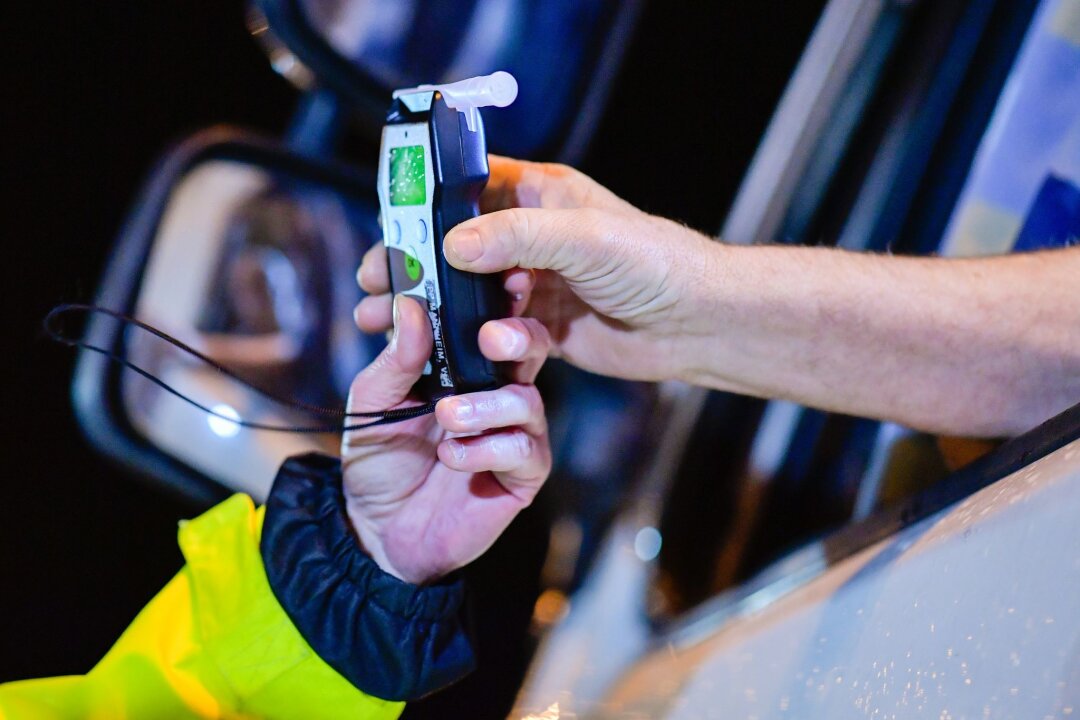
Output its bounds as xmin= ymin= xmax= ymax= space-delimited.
xmin=260 ymin=453 xmax=476 ymax=701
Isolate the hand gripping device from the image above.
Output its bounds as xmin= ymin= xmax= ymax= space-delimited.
xmin=377 ymin=71 xmax=519 ymax=399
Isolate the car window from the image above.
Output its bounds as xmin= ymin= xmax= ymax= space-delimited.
xmin=650 ymin=0 xmax=1054 ymax=620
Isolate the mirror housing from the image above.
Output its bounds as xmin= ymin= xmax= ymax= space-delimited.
xmin=73 ymin=127 xmax=382 ymax=506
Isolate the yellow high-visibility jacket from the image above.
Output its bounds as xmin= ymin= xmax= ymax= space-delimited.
xmin=0 ymin=494 xmax=403 ymax=720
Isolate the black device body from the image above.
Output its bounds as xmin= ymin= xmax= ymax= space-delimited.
xmin=379 ymin=92 xmax=509 ymax=399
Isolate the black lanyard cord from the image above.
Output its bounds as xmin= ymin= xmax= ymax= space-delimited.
xmin=45 ymin=304 xmax=436 ymax=433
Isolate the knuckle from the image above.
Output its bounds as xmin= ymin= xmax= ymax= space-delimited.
xmin=506 ymin=383 xmax=540 ymax=416
xmin=569 ymin=208 xmax=613 ymax=257
xmin=542 ymin=162 xmax=595 ymax=198
xmin=506 ymin=316 xmax=534 ymax=345
xmin=521 ymin=317 xmax=552 ymax=352
xmin=511 ymin=430 xmax=533 ymax=458
xmin=502 ymin=206 xmax=530 ymax=233
xmin=539 ymin=162 xmax=574 ymax=181
xmin=502 ymin=207 xmax=534 ymax=262
xmin=537 ymin=441 xmax=552 ymax=473
xmin=521 ymin=383 xmax=544 ymax=413
xmin=583 ymin=208 xmax=628 ymax=257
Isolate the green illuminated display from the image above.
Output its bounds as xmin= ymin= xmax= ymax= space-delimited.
xmin=389 ymin=145 xmax=427 ymax=206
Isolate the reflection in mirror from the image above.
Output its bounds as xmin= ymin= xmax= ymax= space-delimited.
xmin=123 ymin=160 xmax=383 ymax=500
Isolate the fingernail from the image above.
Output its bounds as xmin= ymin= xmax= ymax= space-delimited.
xmin=389 ymin=296 xmax=400 ymax=350
xmin=453 ymin=399 xmax=474 ymax=422
xmin=500 ymin=326 xmax=524 ymax=357
xmin=447 ymin=439 xmax=466 ymax=462
xmin=448 ymin=229 xmax=483 ymax=262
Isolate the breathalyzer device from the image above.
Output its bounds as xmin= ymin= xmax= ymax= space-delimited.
xmin=377 ymin=71 xmax=518 ymax=399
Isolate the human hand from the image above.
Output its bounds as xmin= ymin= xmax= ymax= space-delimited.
xmin=342 ymin=294 xmax=552 ymax=585
xmin=354 ymin=156 xmax=721 ymax=383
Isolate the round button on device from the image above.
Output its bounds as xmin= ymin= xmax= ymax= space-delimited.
xmin=416 ymin=218 xmax=428 ymax=243
xmin=391 ymin=220 xmax=402 ymax=245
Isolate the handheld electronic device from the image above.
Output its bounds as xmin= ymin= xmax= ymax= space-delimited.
xmin=377 ymin=72 xmax=518 ymax=399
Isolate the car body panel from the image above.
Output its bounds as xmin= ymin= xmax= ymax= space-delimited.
xmin=582 ymin=437 xmax=1080 ymax=718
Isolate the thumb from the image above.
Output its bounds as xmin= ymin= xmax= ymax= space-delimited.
xmin=443 ymin=207 xmax=609 ymax=280
xmin=347 ymin=295 xmax=432 ymax=414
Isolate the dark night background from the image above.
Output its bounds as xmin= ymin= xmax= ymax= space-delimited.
xmin=1 ymin=0 xmax=823 ymax=713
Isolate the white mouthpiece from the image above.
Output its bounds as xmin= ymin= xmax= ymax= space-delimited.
xmin=394 ymin=71 xmax=519 ymax=132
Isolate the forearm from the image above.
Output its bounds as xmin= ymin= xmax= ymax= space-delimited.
xmin=0 ymin=458 xmax=478 ymax=719
xmin=432 ymin=159 xmax=1079 ymax=435
xmin=687 ymin=244 xmax=1080 ymax=437
xmin=0 ymin=492 xmax=406 ymax=720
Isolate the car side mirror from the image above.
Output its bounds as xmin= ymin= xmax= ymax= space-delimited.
xmin=72 ymin=127 xmax=385 ymax=505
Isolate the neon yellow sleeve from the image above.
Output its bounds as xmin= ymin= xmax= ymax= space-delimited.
xmin=0 ymin=495 xmax=404 ymax=720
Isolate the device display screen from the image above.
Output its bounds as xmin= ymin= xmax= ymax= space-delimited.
xmin=389 ymin=145 xmax=427 ymax=206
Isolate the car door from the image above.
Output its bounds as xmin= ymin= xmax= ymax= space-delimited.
xmin=515 ymin=0 xmax=1079 ymax=716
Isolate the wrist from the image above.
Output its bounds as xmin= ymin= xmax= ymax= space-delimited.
xmin=346 ymin=503 xmax=443 ymax=585
xmin=261 ymin=454 xmax=475 ymax=700
xmin=665 ymin=231 xmax=731 ymax=385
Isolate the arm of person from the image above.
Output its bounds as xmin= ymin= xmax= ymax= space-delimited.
xmin=0 ymin=494 xmax=402 ymax=720
xmin=355 ymin=157 xmax=1080 ymax=438
xmin=680 ymin=244 xmax=1080 ymax=438
xmin=1 ymin=295 xmax=552 ymax=719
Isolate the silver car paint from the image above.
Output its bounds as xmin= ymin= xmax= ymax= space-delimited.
xmin=561 ymin=438 xmax=1080 ymax=719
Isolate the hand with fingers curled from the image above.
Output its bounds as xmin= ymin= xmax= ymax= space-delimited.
xmin=5 ymin=262 xmax=556 ymax=710
xmin=356 ymin=155 xmax=723 ymax=387
xmin=343 ymin=292 xmax=553 ymax=586
xmin=1 ymin=258 xmax=556 ymax=713
xmin=357 ymin=155 xmax=1080 ymax=441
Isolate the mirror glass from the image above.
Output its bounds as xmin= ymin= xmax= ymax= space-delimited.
xmin=122 ymin=159 xmax=384 ymax=500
